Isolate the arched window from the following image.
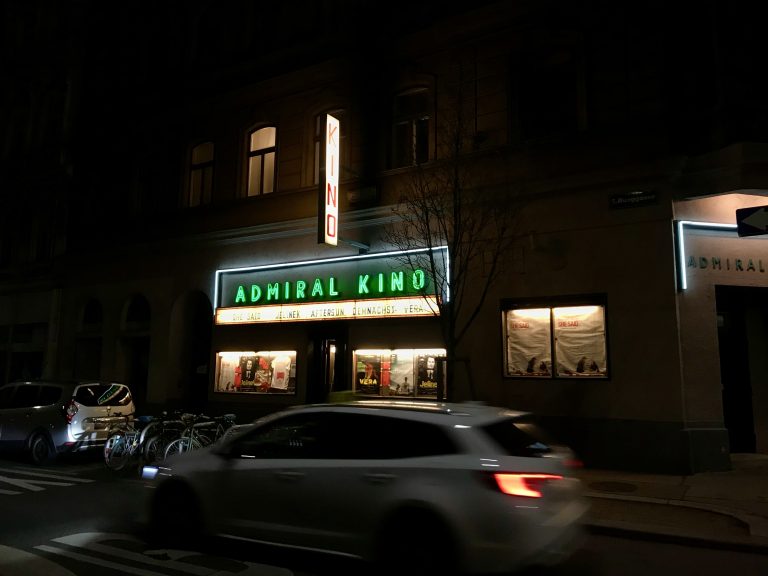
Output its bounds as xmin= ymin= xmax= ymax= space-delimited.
xmin=247 ymin=126 xmax=277 ymax=196
xmin=189 ymin=141 xmax=214 ymax=207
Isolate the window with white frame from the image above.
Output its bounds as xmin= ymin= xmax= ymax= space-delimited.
xmin=392 ymin=88 xmax=430 ymax=168
xmin=247 ymin=126 xmax=276 ymax=196
xmin=189 ymin=141 xmax=214 ymax=207
xmin=503 ymin=302 xmax=607 ymax=378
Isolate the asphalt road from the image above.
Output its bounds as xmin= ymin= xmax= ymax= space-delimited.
xmin=1 ymin=454 xmax=768 ymax=576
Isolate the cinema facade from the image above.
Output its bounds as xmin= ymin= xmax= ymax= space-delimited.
xmin=35 ymin=167 xmax=767 ymax=475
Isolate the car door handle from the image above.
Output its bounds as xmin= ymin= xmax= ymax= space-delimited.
xmin=363 ymin=472 xmax=396 ymax=484
xmin=275 ymin=470 xmax=305 ymax=481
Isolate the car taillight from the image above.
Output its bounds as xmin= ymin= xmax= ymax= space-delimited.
xmin=492 ymin=473 xmax=563 ymax=498
xmin=65 ymin=399 xmax=78 ymax=424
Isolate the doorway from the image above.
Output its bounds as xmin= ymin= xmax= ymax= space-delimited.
xmin=308 ymin=324 xmax=349 ymax=404
xmin=715 ymin=285 xmax=768 ymax=453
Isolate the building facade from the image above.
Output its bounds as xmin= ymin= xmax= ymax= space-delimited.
xmin=2 ymin=1 xmax=768 ymax=473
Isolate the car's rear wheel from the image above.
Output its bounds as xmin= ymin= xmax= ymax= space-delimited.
xmin=29 ymin=433 xmax=54 ymax=465
xmin=377 ymin=509 xmax=458 ymax=576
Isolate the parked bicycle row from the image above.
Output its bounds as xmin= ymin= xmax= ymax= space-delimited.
xmin=102 ymin=410 xmax=238 ymax=473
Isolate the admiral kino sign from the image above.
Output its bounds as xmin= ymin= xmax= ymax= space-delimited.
xmin=214 ymin=248 xmax=448 ymax=325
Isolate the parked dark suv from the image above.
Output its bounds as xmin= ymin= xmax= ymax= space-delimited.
xmin=0 ymin=380 xmax=135 ymax=464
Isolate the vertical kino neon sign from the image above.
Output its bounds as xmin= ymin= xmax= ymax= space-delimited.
xmin=319 ymin=113 xmax=339 ymax=246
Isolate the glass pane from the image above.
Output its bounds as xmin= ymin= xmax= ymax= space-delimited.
xmin=191 ymin=141 xmax=214 ymax=164
xmin=415 ymin=117 xmax=429 ymax=164
xmin=250 ymin=127 xmax=276 ymax=151
xmin=395 ymin=89 xmax=429 ymax=116
xmin=504 ymin=308 xmax=552 ymax=377
xmin=214 ymin=351 xmax=296 ymax=394
xmin=189 ymin=170 xmax=202 ymax=207
xmin=552 ymin=305 xmax=607 ymax=377
xmin=393 ymin=122 xmax=411 ymax=167
xmin=248 ymin=156 xmax=262 ymax=196
xmin=353 ymin=348 xmax=446 ymax=397
xmin=263 ymin=152 xmax=275 ymax=193
xmin=202 ymin=166 xmax=214 ymax=204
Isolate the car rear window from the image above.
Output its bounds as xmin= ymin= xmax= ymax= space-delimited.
xmin=480 ymin=417 xmax=555 ymax=457
xmin=74 ymin=384 xmax=132 ymax=407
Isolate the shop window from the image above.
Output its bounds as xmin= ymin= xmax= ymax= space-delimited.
xmin=189 ymin=141 xmax=214 ymax=207
xmin=391 ymin=88 xmax=431 ymax=168
xmin=352 ymin=348 xmax=446 ymax=398
xmin=503 ymin=303 xmax=607 ymax=378
xmin=247 ymin=126 xmax=277 ymax=196
xmin=214 ymin=350 xmax=296 ymax=395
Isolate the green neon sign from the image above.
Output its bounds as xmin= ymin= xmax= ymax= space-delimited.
xmin=216 ymin=249 xmax=446 ymax=310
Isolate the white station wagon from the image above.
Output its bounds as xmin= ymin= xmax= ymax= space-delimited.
xmin=143 ymin=400 xmax=588 ymax=575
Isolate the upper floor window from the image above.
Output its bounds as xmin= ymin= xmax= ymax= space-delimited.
xmin=516 ymin=38 xmax=586 ymax=141
xmin=391 ymin=88 xmax=431 ymax=168
xmin=247 ymin=126 xmax=277 ymax=196
xmin=189 ymin=142 xmax=214 ymax=207
xmin=313 ymin=110 xmax=348 ymax=186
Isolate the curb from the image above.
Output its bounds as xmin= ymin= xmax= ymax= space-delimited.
xmin=584 ymin=493 xmax=768 ymax=554
xmin=585 ymin=521 xmax=768 ymax=555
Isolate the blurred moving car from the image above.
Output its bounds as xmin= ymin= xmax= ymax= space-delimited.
xmin=0 ymin=380 xmax=135 ymax=464
xmin=143 ymin=400 xmax=588 ymax=575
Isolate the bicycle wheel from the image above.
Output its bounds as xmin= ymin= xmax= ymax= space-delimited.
xmin=104 ymin=432 xmax=131 ymax=471
xmin=163 ymin=437 xmax=203 ymax=459
xmin=143 ymin=433 xmax=168 ymax=463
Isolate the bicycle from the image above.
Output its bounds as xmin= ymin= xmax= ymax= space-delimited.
xmin=163 ymin=413 xmax=237 ymax=459
xmin=142 ymin=411 xmax=195 ymax=464
xmin=103 ymin=415 xmax=154 ymax=473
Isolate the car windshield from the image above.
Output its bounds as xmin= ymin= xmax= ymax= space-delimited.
xmin=74 ymin=384 xmax=132 ymax=407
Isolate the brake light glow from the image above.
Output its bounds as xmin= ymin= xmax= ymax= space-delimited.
xmin=65 ymin=399 xmax=78 ymax=424
xmin=493 ymin=473 xmax=563 ymax=498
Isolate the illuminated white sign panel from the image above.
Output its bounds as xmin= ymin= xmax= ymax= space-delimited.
xmin=216 ymin=296 xmax=440 ymax=324
xmin=321 ymin=113 xmax=340 ymax=246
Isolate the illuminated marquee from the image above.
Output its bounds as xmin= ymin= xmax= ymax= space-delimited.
xmin=214 ymin=247 xmax=449 ymax=325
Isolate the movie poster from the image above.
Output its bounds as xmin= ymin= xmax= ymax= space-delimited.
xmin=552 ymin=306 xmax=607 ymax=377
xmin=416 ymin=354 xmax=443 ymax=397
xmin=387 ymin=351 xmax=415 ymax=396
xmin=215 ymin=355 xmax=238 ymax=392
xmin=505 ymin=308 xmax=552 ymax=377
xmin=355 ymin=354 xmax=381 ymax=394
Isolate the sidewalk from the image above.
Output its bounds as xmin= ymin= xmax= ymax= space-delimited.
xmin=576 ymin=453 xmax=768 ymax=552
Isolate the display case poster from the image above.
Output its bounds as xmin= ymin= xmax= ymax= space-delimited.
xmin=505 ymin=308 xmax=552 ymax=376
xmin=216 ymin=355 xmax=238 ymax=392
xmin=553 ymin=306 xmax=607 ymax=377
xmin=387 ymin=352 xmax=415 ymax=396
xmin=416 ymin=354 xmax=442 ymax=397
xmin=355 ymin=354 xmax=381 ymax=394
xmin=217 ymin=352 xmax=297 ymax=394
